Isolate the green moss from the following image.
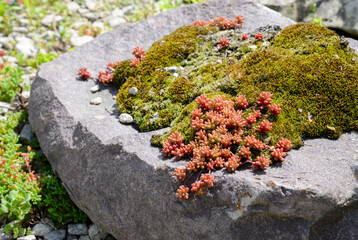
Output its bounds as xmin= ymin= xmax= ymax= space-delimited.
xmin=115 ymin=25 xmax=218 ymax=131
xmin=115 ymin=23 xmax=358 ymax=148
xmin=166 ymin=76 xmax=194 ymax=103
xmin=113 ymin=60 xmax=136 ymax=88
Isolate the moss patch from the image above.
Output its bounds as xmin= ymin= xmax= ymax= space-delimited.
xmin=115 ymin=23 xmax=358 ymax=148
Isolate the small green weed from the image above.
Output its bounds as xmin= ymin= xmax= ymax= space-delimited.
xmin=37 ymin=169 xmax=88 ymax=226
xmin=0 ymin=66 xmax=24 ymax=102
xmin=30 ymin=52 xmax=58 ymax=68
xmin=0 ymin=111 xmax=41 ymax=238
xmin=308 ymin=4 xmax=324 ymax=26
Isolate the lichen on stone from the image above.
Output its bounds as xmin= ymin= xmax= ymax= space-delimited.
xmin=114 ymin=22 xmax=358 ymax=149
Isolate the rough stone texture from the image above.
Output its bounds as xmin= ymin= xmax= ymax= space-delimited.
xmin=28 ymin=0 xmax=358 ymax=239
xmin=68 ymin=224 xmax=88 ymax=236
xmin=44 ymin=230 xmax=66 ymax=240
xmin=88 ymin=224 xmax=108 ymax=240
xmin=32 ymin=223 xmax=53 ymax=237
xmin=17 ymin=235 xmax=36 ymax=240
xmin=251 ymin=0 xmax=358 ymax=37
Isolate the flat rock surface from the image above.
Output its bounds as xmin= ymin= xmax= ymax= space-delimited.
xmin=28 ymin=0 xmax=358 ymax=239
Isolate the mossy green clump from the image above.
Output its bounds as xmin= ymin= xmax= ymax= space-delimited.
xmin=229 ymin=23 xmax=358 ymax=146
xmin=116 ymin=22 xmax=358 ymax=148
xmin=114 ymin=25 xmax=218 ymax=130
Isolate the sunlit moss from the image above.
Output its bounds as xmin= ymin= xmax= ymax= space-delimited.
xmin=116 ymin=23 xmax=358 ymax=148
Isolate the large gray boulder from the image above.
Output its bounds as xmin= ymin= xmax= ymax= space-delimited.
xmin=28 ymin=0 xmax=358 ymax=239
xmin=251 ymin=0 xmax=358 ymax=38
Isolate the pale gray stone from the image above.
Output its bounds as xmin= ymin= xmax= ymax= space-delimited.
xmin=92 ymin=21 xmax=105 ymax=30
xmin=111 ymin=8 xmax=124 ymax=18
xmin=78 ymin=236 xmax=90 ymax=240
xmin=90 ymin=85 xmax=100 ymax=93
xmin=0 ymin=101 xmax=13 ymax=111
xmin=17 ymin=235 xmax=36 ymax=240
xmin=12 ymin=27 xmax=28 ymax=33
xmin=22 ymin=91 xmax=30 ymax=99
xmin=22 ymin=73 xmax=36 ymax=85
xmin=72 ymin=20 xmax=88 ymax=29
xmin=119 ymin=113 xmax=133 ymax=124
xmin=164 ymin=66 xmax=177 ymax=73
xmin=71 ymin=35 xmax=94 ymax=47
xmin=3 ymin=56 xmax=17 ymax=67
xmin=67 ymin=2 xmax=80 ymax=13
xmin=28 ymin=0 xmax=358 ymax=239
xmin=44 ymin=230 xmax=66 ymax=240
xmin=15 ymin=37 xmax=36 ymax=57
xmin=32 ymin=223 xmax=53 ymax=237
xmin=67 ymin=224 xmax=88 ymax=236
xmin=88 ymin=224 xmax=108 ymax=240
xmin=84 ymin=0 xmax=102 ymax=10
xmin=0 ymin=229 xmax=11 ymax=240
xmin=82 ymin=12 xmax=99 ymax=21
xmin=66 ymin=235 xmax=78 ymax=240
xmin=90 ymin=97 xmax=102 ymax=105
xmin=108 ymin=17 xmax=126 ymax=28
xmin=122 ymin=5 xmax=135 ymax=15
xmin=41 ymin=30 xmax=56 ymax=40
xmin=20 ymin=123 xmax=34 ymax=144
xmin=19 ymin=18 xmax=30 ymax=26
xmin=128 ymin=87 xmax=137 ymax=95
xmin=41 ymin=14 xmax=63 ymax=27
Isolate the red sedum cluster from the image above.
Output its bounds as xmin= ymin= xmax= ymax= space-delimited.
xmin=191 ymin=15 xmax=245 ymax=30
xmin=162 ymin=92 xmax=292 ymax=200
xmin=217 ymin=37 xmax=230 ymax=48
xmin=77 ymin=67 xmax=91 ymax=80
xmin=255 ymin=32 xmax=264 ymax=41
xmin=78 ymin=59 xmax=121 ymax=84
xmin=130 ymin=46 xmax=146 ymax=68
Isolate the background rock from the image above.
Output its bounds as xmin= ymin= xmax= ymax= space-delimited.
xmin=251 ymin=0 xmax=358 ymax=38
xmin=28 ymin=0 xmax=358 ymax=239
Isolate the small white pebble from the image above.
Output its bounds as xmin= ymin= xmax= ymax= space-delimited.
xmin=90 ymin=97 xmax=102 ymax=105
xmin=119 ymin=113 xmax=133 ymax=124
xmin=90 ymin=85 xmax=100 ymax=93
xmin=129 ymin=87 xmax=138 ymax=95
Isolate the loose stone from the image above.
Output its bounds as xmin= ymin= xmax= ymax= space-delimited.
xmin=0 ymin=37 xmax=12 ymax=49
xmin=78 ymin=236 xmax=90 ymax=240
xmin=32 ymin=223 xmax=53 ymax=237
xmin=41 ymin=14 xmax=63 ymax=27
xmin=68 ymin=223 xmax=88 ymax=235
xmin=128 ymin=87 xmax=138 ymax=95
xmin=91 ymin=85 xmax=100 ymax=93
xmin=44 ymin=230 xmax=66 ymax=240
xmin=66 ymin=235 xmax=78 ymax=240
xmin=17 ymin=235 xmax=36 ymax=240
xmin=20 ymin=123 xmax=34 ymax=144
xmin=119 ymin=113 xmax=133 ymax=124
xmin=83 ymin=12 xmax=99 ymax=21
xmin=12 ymin=27 xmax=28 ymax=33
xmin=0 ymin=101 xmax=13 ymax=111
xmin=67 ymin=2 xmax=80 ymax=13
xmin=15 ymin=37 xmax=37 ymax=57
xmin=164 ymin=66 xmax=177 ymax=73
xmin=88 ymin=224 xmax=108 ymax=240
xmin=71 ymin=35 xmax=94 ymax=47
xmin=90 ymin=97 xmax=102 ymax=105
xmin=109 ymin=17 xmax=126 ymax=28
